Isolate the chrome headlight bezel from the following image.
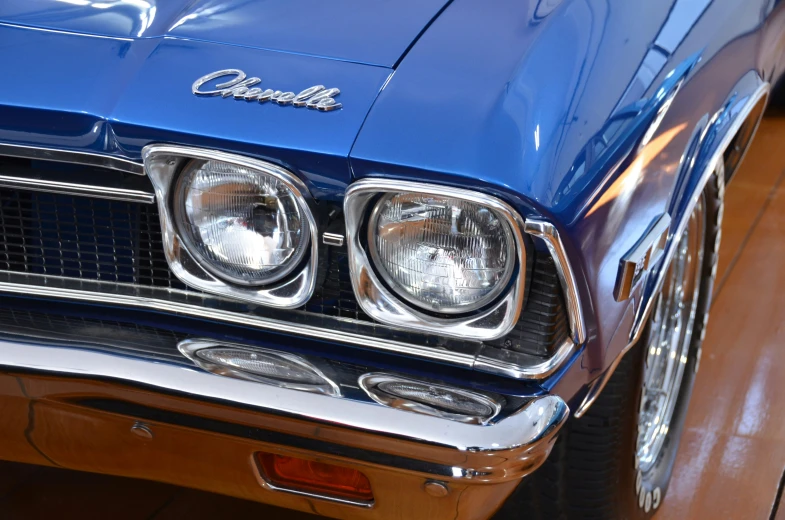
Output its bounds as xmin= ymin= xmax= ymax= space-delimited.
xmin=143 ymin=144 xmax=318 ymax=308
xmin=344 ymin=179 xmax=527 ymax=341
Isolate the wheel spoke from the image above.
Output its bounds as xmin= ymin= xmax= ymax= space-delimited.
xmin=636 ymin=196 xmax=706 ymax=473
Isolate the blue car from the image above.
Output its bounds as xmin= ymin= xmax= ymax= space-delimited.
xmin=0 ymin=0 xmax=779 ymax=518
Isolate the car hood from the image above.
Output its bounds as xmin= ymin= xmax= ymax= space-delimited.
xmin=0 ymin=17 xmax=394 ymax=198
xmin=0 ymin=0 xmax=450 ymax=67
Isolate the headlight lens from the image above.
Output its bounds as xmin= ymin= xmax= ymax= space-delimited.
xmin=173 ymin=159 xmax=309 ymax=286
xmin=369 ymin=193 xmax=514 ymax=313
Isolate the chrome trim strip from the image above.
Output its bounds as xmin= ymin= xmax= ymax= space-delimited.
xmin=573 ymin=339 xmax=632 ymax=419
xmin=0 ymin=337 xmax=570 ymax=482
xmin=523 ymin=220 xmax=587 ymax=344
xmin=0 ymin=273 xmax=573 ymax=380
xmin=143 ymin=144 xmax=319 ymax=309
xmin=344 ymin=179 xmax=527 ymax=342
xmin=475 ymin=338 xmax=576 ymax=380
xmin=0 ymin=173 xmax=155 ymax=203
xmin=0 ymin=277 xmax=480 ymax=368
xmin=0 ymin=142 xmax=144 ymax=175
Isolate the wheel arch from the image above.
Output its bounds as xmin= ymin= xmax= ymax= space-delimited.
xmin=631 ymin=73 xmax=769 ymax=343
xmin=574 ymin=72 xmax=769 ymax=418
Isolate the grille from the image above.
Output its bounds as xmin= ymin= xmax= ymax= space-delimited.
xmin=0 ymin=188 xmax=568 ymax=358
xmin=0 ymin=189 xmax=184 ymax=289
xmin=485 ymin=253 xmax=570 ymax=357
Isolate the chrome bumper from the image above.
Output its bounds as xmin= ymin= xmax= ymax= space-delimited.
xmin=0 ymin=338 xmax=568 ymax=520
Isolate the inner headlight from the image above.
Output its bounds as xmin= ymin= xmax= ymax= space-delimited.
xmin=173 ymin=159 xmax=309 ymax=286
xmin=368 ymin=193 xmax=515 ymax=314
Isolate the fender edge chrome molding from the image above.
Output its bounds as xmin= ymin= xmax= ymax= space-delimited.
xmin=575 ymin=79 xmax=769 ymax=419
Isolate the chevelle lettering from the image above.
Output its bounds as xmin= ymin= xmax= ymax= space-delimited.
xmin=192 ymin=69 xmax=343 ymax=111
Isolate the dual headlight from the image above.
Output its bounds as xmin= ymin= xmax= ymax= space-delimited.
xmin=345 ymin=179 xmax=526 ymax=340
xmin=145 ymin=146 xmax=525 ymax=339
xmin=173 ymin=159 xmax=309 ymax=286
xmin=368 ymin=193 xmax=515 ymax=314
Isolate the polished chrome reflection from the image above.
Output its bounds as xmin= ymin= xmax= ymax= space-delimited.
xmin=179 ymin=339 xmax=340 ymax=396
xmin=0 ymin=142 xmax=144 ymax=175
xmin=344 ymin=179 xmax=527 ymax=342
xmin=143 ymin=144 xmax=319 ymax=309
xmin=0 ymin=173 xmax=154 ymax=204
xmin=359 ymin=373 xmax=502 ymax=425
xmin=614 ymin=214 xmax=670 ymax=302
xmin=0 ymin=334 xmax=569 ymax=483
xmin=523 ymin=220 xmax=586 ymax=344
xmin=636 ymin=195 xmax=705 ymax=472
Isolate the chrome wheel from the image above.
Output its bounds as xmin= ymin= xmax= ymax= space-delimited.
xmin=636 ymin=196 xmax=706 ymax=473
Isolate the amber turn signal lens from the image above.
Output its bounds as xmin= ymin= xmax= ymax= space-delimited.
xmin=257 ymin=453 xmax=373 ymax=503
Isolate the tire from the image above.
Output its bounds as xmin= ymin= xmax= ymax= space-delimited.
xmin=494 ymin=164 xmax=723 ymax=520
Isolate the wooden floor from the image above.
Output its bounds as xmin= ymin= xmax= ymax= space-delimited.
xmin=1 ymin=115 xmax=785 ymax=519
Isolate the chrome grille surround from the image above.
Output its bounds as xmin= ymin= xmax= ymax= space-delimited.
xmin=0 ymin=145 xmax=582 ymax=380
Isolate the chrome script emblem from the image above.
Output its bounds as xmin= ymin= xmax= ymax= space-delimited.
xmin=192 ymin=69 xmax=342 ymax=112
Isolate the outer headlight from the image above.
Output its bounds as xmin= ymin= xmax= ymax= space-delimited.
xmin=344 ymin=179 xmax=527 ymax=341
xmin=368 ymin=193 xmax=514 ymax=313
xmin=173 ymin=159 xmax=310 ymax=286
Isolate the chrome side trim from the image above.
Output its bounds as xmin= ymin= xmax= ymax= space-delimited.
xmin=0 ymin=142 xmax=145 ymax=175
xmin=573 ymin=338 xmax=633 ymax=419
xmin=0 ymin=337 xmax=570 ymax=482
xmin=0 ymin=173 xmax=155 ymax=203
xmin=523 ymin=220 xmax=587 ymax=344
xmin=614 ymin=214 xmax=670 ymax=302
xmin=143 ymin=144 xmax=319 ymax=309
xmin=344 ymin=179 xmax=527 ymax=342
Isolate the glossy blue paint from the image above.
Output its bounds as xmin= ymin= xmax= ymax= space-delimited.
xmin=351 ymin=0 xmax=785 ymax=398
xmin=0 ymin=24 xmax=391 ymax=199
xmin=0 ymin=0 xmax=449 ymax=67
xmin=0 ymin=0 xmax=783 ymax=406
